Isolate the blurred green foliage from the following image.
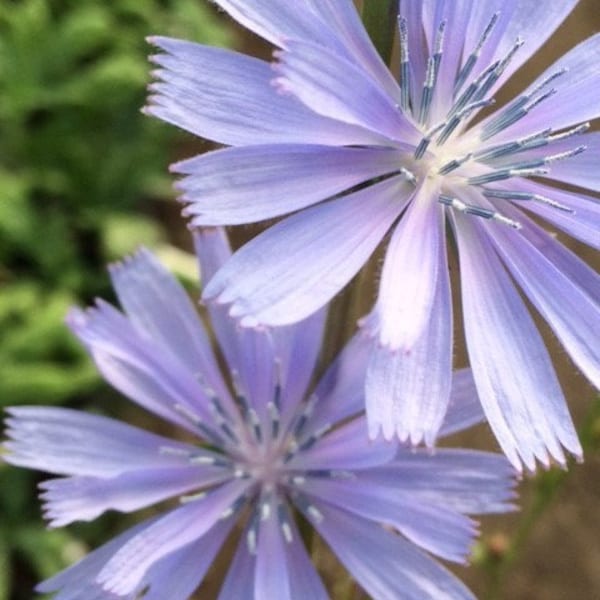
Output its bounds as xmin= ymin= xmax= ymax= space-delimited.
xmin=0 ymin=1 xmax=232 ymax=597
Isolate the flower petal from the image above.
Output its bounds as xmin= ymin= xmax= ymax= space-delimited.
xmin=306 ymin=502 xmax=475 ymax=600
xmin=438 ymin=369 xmax=487 ymax=437
xmin=67 ymin=303 xmax=216 ymax=434
xmin=39 ymin=466 xmax=228 ymax=527
xmin=305 ymin=478 xmax=477 ymax=563
xmin=3 ymin=406 xmax=205 ymax=477
xmin=175 ymin=145 xmax=402 ymax=225
xmin=203 ymin=176 xmax=409 ymax=327
xmin=486 ymin=205 xmax=600 ymax=392
xmin=453 ymin=213 xmax=581 ymax=471
xmin=375 ymin=182 xmax=444 ymax=349
xmin=108 ymin=248 xmax=230 ymax=403
xmin=273 ymin=39 xmax=419 ymax=143
xmin=363 ymin=449 xmax=517 ymax=514
xmin=97 ymin=480 xmax=250 ymax=596
xmin=147 ymin=37 xmax=383 ymax=147
xmin=366 ymin=223 xmax=452 ymax=445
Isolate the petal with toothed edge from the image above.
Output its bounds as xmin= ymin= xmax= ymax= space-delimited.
xmin=203 ymin=176 xmax=410 ymax=328
xmin=367 ymin=224 xmax=451 ymax=445
xmin=96 ymin=480 xmax=251 ymax=596
xmin=376 ymin=181 xmax=444 ymax=350
xmin=175 ymin=145 xmax=403 ymax=226
xmin=453 ymin=211 xmax=581 ymax=471
xmin=2 ymin=406 xmax=209 ymax=477
xmin=305 ymin=477 xmax=477 ymax=564
xmin=39 ymin=466 xmax=229 ymax=528
xmin=305 ymin=502 xmax=475 ymax=600
xmin=67 ymin=303 xmax=219 ymax=433
xmin=273 ymin=39 xmax=419 ymax=143
xmin=362 ymin=449 xmax=517 ymax=515
xmin=147 ymin=37 xmax=384 ymax=147
xmin=486 ymin=204 xmax=600 ymax=392
xmin=109 ymin=248 xmax=232 ymax=406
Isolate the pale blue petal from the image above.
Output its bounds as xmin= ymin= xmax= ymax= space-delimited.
xmin=454 ymin=213 xmax=581 ymax=471
xmin=306 ymin=502 xmax=475 ymax=600
xmin=203 ymin=177 xmax=409 ymax=327
xmin=108 ymin=248 xmax=231 ymax=404
xmin=273 ymin=39 xmax=419 ymax=143
xmin=147 ymin=37 xmax=383 ymax=147
xmin=96 ymin=480 xmax=250 ymax=596
xmin=305 ymin=477 xmax=477 ymax=563
xmin=3 ymin=407 xmax=201 ymax=477
xmin=175 ymin=145 xmax=402 ymax=225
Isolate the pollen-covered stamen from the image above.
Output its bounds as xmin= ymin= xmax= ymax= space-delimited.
xmin=453 ymin=12 xmax=500 ymax=96
xmin=179 ymin=490 xmax=207 ymax=504
xmin=474 ymin=128 xmax=553 ymax=162
xmin=467 ymin=166 xmax=548 ymax=186
xmin=482 ymin=189 xmax=575 ymax=213
xmin=474 ymin=37 xmax=524 ymax=102
xmin=230 ymin=369 xmax=251 ymax=419
xmin=246 ymin=504 xmax=261 ymax=554
xmin=398 ymin=16 xmax=412 ymax=113
xmin=449 ymin=60 xmax=500 ymax=118
xmin=436 ymin=99 xmax=495 ymax=146
xmin=220 ymin=493 xmax=248 ymax=520
xmin=305 ymin=469 xmax=356 ymax=480
xmin=480 ymin=145 xmax=587 ymax=176
xmin=400 ymin=166 xmax=418 ymax=185
xmin=414 ymin=121 xmax=447 ymax=159
xmin=439 ymin=194 xmax=521 ymax=229
xmin=482 ymin=87 xmax=557 ymax=140
xmin=247 ymin=407 xmax=263 ymax=443
xmin=548 ymin=122 xmax=590 ymax=142
xmin=418 ymin=20 xmax=446 ymax=126
xmin=296 ymin=423 xmax=332 ymax=453
xmin=189 ymin=454 xmax=232 ymax=468
xmin=292 ymin=492 xmax=324 ymax=524
xmin=289 ymin=393 xmax=318 ymax=440
xmin=277 ymin=501 xmax=294 ymax=544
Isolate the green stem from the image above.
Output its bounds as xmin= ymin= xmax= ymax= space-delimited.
xmin=361 ymin=0 xmax=399 ymax=65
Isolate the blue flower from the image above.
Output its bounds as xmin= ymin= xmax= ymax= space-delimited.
xmin=146 ymin=1 xmax=600 ymax=471
xmin=3 ymin=229 xmax=515 ymax=599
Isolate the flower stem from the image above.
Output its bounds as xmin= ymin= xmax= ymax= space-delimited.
xmin=361 ymin=0 xmax=399 ymax=64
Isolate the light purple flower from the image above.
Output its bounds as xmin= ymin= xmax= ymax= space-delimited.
xmin=3 ymin=229 xmax=515 ymax=599
xmin=146 ymin=0 xmax=600 ymax=471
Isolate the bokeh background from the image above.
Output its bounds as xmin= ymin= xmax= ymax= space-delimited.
xmin=0 ymin=1 xmax=598 ymax=599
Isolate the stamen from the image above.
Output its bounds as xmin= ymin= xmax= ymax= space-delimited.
xmin=174 ymin=403 xmax=223 ymax=445
xmin=248 ymin=408 xmax=263 ymax=443
xmin=290 ymin=393 xmax=318 ymax=439
xmin=277 ymin=503 xmax=293 ymax=543
xmin=179 ymin=491 xmax=207 ymax=504
xmin=475 ymin=37 xmax=524 ymax=101
xmin=414 ymin=121 xmax=447 ymax=159
xmin=267 ymin=401 xmax=281 ymax=439
xmin=220 ymin=494 xmax=247 ymax=519
xmin=548 ymin=122 xmax=589 ymax=142
xmin=418 ymin=20 xmax=446 ymax=125
xmin=189 ymin=454 xmax=231 ymax=468
xmin=398 ymin=17 xmax=411 ymax=113
xmin=260 ymin=499 xmax=271 ymax=521
xmin=474 ymin=128 xmax=552 ymax=162
xmin=210 ymin=398 xmax=239 ymax=444
xmin=437 ymin=98 xmax=495 ymax=145
xmin=246 ymin=507 xmax=261 ymax=554
xmin=306 ymin=469 xmax=356 ymax=480
xmin=467 ymin=166 xmax=548 ymax=186
xmin=453 ymin=12 xmax=500 ymax=95
xmin=400 ymin=167 xmax=418 ymax=185
xmin=230 ymin=369 xmax=250 ymax=418
xmin=438 ymin=153 xmax=473 ymax=175
xmin=293 ymin=492 xmax=324 ymax=523
xmin=439 ymin=194 xmax=521 ymax=229
xmin=482 ymin=88 xmax=556 ymax=140
xmin=482 ymin=189 xmax=574 ymax=213
xmin=297 ymin=423 xmax=332 ymax=453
